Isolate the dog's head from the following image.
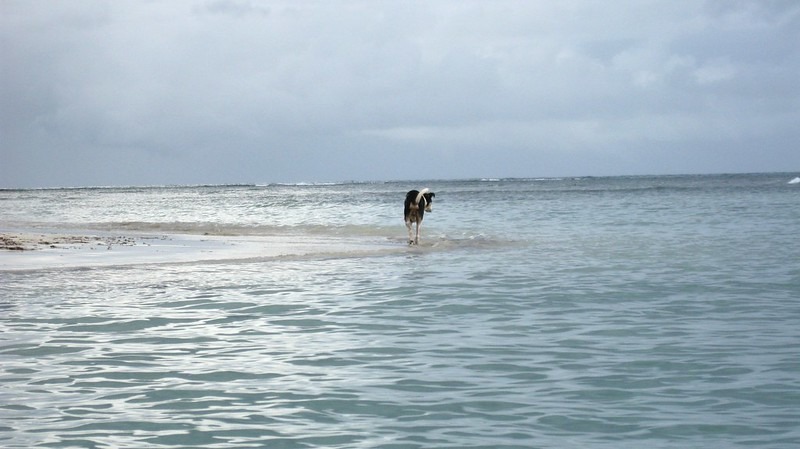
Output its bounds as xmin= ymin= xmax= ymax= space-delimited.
xmin=416 ymin=188 xmax=435 ymax=212
xmin=424 ymin=192 xmax=435 ymax=212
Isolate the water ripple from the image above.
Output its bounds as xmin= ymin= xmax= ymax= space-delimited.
xmin=3 ymin=175 xmax=800 ymax=448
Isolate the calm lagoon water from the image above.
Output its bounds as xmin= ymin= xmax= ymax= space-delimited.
xmin=2 ymin=173 xmax=799 ymax=448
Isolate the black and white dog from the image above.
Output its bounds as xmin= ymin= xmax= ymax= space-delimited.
xmin=404 ymin=188 xmax=435 ymax=245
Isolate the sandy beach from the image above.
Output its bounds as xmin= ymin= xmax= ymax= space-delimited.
xmin=0 ymin=230 xmax=392 ymax=271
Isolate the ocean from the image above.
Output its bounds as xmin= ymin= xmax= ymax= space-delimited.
xmin=1 ymin=173 xmax=799 ymax=448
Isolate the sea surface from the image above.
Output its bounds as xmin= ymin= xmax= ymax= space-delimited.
xmin=2 ymin=173 xmax=799 ymax=448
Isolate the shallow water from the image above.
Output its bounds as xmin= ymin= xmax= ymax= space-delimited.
xmin=2 ymin=174 xmax=799 ymax=448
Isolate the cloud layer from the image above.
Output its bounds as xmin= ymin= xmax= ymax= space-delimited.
xmin=2 ymin=0 xmax=799 ymax=187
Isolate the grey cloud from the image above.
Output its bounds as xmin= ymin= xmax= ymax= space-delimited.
xmin=2 ymin=0 xmax=799 ymax=188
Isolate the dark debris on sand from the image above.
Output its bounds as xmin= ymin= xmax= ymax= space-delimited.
xmin=1 ymin=234 xmax=139 ymax=251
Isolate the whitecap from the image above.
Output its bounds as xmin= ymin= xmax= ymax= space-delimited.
xmin=789 ymin=177 xmax=800 ymax=184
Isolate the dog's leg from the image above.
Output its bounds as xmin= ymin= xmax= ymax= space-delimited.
xmin=406 ymin=219 xmax=415 ymax=245
xmin=415 ymin=219 xmax=421 ymax=245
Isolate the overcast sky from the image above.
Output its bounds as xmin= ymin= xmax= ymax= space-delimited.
xmin=2 ymin=0 xmax=799 ymax=188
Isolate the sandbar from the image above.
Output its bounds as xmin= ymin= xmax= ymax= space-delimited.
xmin=0 ymin=230 xmax=394 ymax=271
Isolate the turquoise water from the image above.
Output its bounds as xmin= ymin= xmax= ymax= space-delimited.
xmin=2 ymin=174 xmax=799 ymax=448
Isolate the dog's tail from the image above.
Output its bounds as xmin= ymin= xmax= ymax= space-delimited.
xmin=415 ymin=188 xmax=430 ymax=205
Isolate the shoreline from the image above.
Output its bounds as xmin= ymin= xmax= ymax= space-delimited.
xmin=0 ymin=230 xmax=396 ymax=271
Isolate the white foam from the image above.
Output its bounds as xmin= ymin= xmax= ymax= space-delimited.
xmin=788 ymin=177 xmax=800 ymax=184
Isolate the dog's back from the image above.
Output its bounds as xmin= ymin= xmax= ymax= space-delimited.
xmin=404 ymin=190 xmax=421 ymax=220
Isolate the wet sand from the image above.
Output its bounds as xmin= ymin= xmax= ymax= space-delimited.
xmin=0 ymin=231 xmax=392 ymax=271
